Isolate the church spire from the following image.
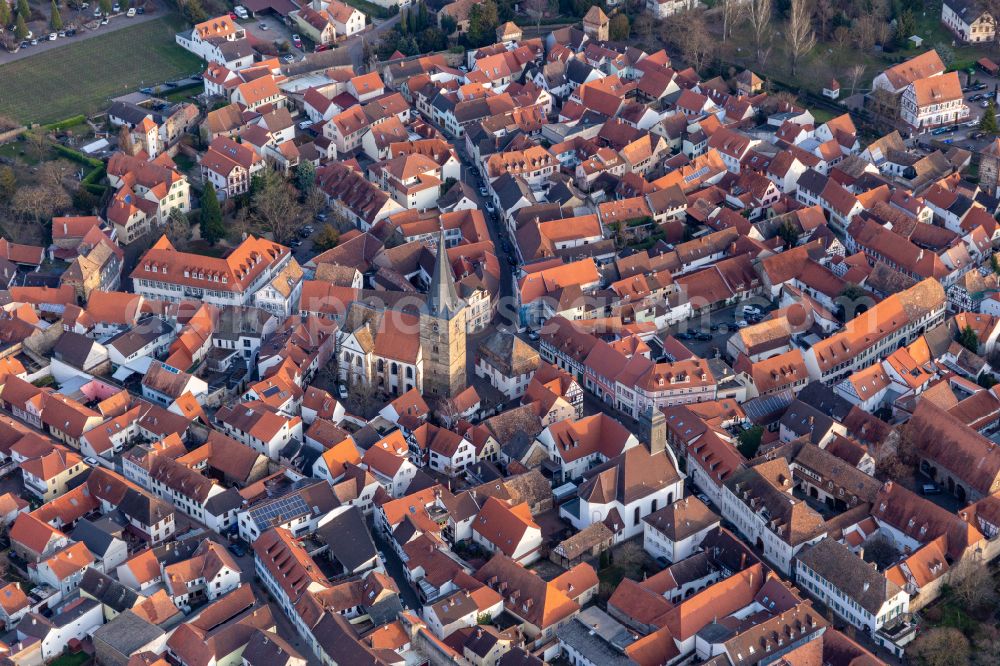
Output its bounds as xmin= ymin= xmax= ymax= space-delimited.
xmin=427 ymin=229 xmax=464 ymax=319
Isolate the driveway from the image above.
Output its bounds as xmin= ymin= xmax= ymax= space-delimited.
xmin=0 ymin=0 xmax=166 ymax=65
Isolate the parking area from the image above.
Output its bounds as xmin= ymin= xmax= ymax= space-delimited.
xmin=241 ymin=13 xmax=308 ymax=62
xmin=659 ymin=301 xmax=776 ymax=360
xmin=1 ymin=0 xmax=162 ymax=63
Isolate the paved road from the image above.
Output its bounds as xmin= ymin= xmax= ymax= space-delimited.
xmin=421 ymin=116 xmax=519 ymax=326
xmin=0 ymin=0 xmax=167 ymax=65
xmin=373 ymin=530 xmax=421 ymax=610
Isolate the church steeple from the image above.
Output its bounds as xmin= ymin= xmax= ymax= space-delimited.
xmin=427 ymin=229 xmax=464 ymax=320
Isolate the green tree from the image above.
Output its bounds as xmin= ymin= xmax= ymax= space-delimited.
xmin=200 ymin=183 xmax=226 ymax=245
xmin=737 ymin=426 xmax=764 ymax=458
xmin=467 ymin=0 xmax=498 ymax=47
xmin=980 ymin=100 xmax=999 ymax=135
xmin=16 ymin=0 xmax=28 ymax=19
xmin=440 ymin=14 xmax=457 ymax=34
xmin=896 ymin=9 xmax=916 ymax=48
xmin=294 ymin=160 xmax=316 ymax=195
xmin=958 ymin=324 xmax=979 ymax=354
xmin=72 ymin=187 xmax=99 ymax=214
xmin=778 ymin=220 xmax=799 ymax=248
xmin=991 ymin=253 xmax=1000 ymax=275
xmin=609 ymin=13 xmax=629 ymax=40
xmin=14 ymin=12 xmax=27 ymax=40
xmin=49 ymin=0 xmax=61 ymax=30
xmin=417 ymin=0 xmax=428 ymax=28
xmin=313 ymin=224 xmax=340 ymax=251
xmin=0 ymin=1 xmax=11 ymax=29
xmin=0 ymin=167 xmax=15 ymax=204
xmin=99 ymin=0 xmax=111 ymax=15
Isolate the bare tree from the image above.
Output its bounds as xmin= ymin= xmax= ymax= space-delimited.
xmin=118 ymin=124 xmax=135 ymax=155
xmin=785 ymin=0 xmax=816 ymax=76
xmin=524 ymin=0 xmax=547 ymax=33
xmin=165 ymin=207 xmax=192 ymax=245
xmin=852 ymin=15 xmax=879 ymax=51
xmin=745 ymin=0 xmax=773 ymax=67
xmin=10 ymin=183 xmax=70 ymax=229
xmin=949 ymin=556 xmax=998 ymax=613
xmin=813 ymin=0 xmax=834 ymax=40
xmin=633 ymin=12 xmax=653 ymax=41
xmin=909 ymin=628 xmax=969 ymax=666
xmin=678 ymin=13 xmax=714 ymax=73
xmin=24 ymin=129 xmax=48 ymax=161
xmin=251 ymin=168 xmax=303 ymax=243
xmin=722 ymin=0 xmax=742 ymax=42
xmin=833 ymin=25 xmax=850 ymax=48
xmin=847 ymin=63 xmax=866 ymax=95
xmin=869 ymin=86 xmax=901 ymax=122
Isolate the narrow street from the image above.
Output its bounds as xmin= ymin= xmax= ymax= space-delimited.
xmin=373 ymin=530 xmax=421 ymax=611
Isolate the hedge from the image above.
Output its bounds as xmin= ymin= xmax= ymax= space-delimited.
xmin=53 ymin=144 xmax=102 ymax=169
xmin=81 ymin=165 xmax=106 ymax=186
xmin=42 ymin=115 xmax=87 ymax=132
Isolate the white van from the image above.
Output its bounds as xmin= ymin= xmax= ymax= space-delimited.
xmin=234 ymin=5 xmax=249 ymax=18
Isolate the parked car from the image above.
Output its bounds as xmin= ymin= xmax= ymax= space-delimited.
xmin=136 ymin=5 xmax=144 ymax=13
xmin=478 ymin=186 xmax=488 ymax=196
xmin=282 ymin=54 xmax=294 ymax=63
xmin=315 ymin=212 xmax=328 ymax=222
xmin=297 ymin=120 xmax=313 ymax=130
xmin=57 ymin=30 xmax=66 ymax=37
xmin=100 ymin=17 xmax=109 ymax=23
xmin=337 ymin=384 xmax=348 ymax=401
xmin=695 ymin=332 xmax=712 ymax=341
xmin=112 ymin=2 xmax=120 ymax=11
xmin=229 ymin=11 xmax=238 ymax=19
xmin=921 ymin=483 xmax=941 ymax=495
xmin=982 ymin=99 xmax=993 ymax=108
xmin=94 ymin=6 xmax=102 ymax=15
xmin=126 ymin=6 xmax=134 ymax=14
xmin=484 ymin=201 xmax=495 ymax=213
xmin=315 ymin=43 xmax=329 ymax=52
xmin=736 ymin=319 xmax=749 ymax=328
xmin=228 ymin=542 xmax=247 ymax=557
xmin=234 ymin=5 xmax=249 ymax=19
xmin=527 ymin=331 xmax=540 ymax=342
xmin=931 ymin=126 xmax=951 ymax=136
xmin=48 ymin=32 xmax=56 ymax=40
xmin=676 ymin=331 xmax=693 ymax=340
xmin=259 ymin=21 xmax=268 ymax=29
xmin=289 ymin=239 xmax=302 ymax=247
xmin=291 ymin=33 xmax=302 ymax=47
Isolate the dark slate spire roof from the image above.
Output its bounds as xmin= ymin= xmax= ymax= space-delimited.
xmin=427 ymin=229 xmax=464 ymax=319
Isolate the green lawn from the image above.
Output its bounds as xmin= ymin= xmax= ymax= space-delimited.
xmin=0 ymin=15 xmax=202 ymax=124
xmin=49 ymin=652 xmax=89 ymax=666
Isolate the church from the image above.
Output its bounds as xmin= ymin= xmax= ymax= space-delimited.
xmin=337 ymin=230 xmax=469 ymax=402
